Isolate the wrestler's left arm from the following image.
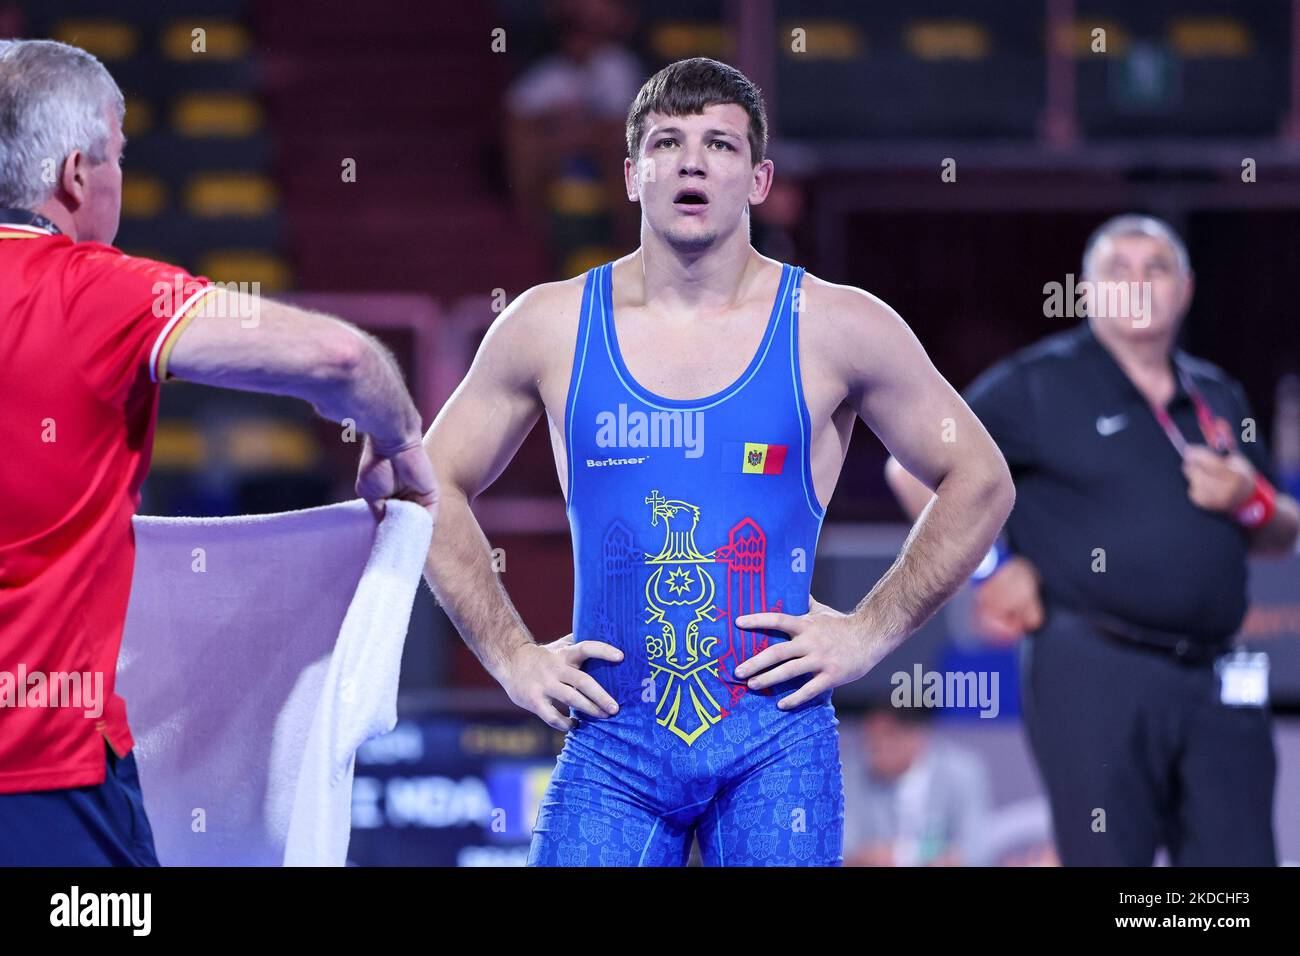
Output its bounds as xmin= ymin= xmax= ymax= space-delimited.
xmin=735 ymin=282 xmax=1014 ymax=707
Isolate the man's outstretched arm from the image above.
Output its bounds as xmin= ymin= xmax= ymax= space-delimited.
xmin=420 ymin=285 xmax=622 ymax=731
xmin=736 ymin=286 xmax=1014 ymax=705
xmin=166 ymin=290 xmax=436 ymax=515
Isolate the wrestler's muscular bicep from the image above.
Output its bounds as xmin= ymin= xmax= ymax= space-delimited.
xmin=423 ymin=295 xmax=549 ymax=501
xmin=827 ymin=285 xmax=1000 ymax=491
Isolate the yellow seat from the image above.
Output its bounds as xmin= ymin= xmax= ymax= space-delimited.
xmin=151 ymin=421 xmax=208 ymax=469
xmin=905 ymin=19 xmax=991 ymax=61
xmin=547 ymin=178 xmax=606 ymax=217
xmin=649 ymin=22 xmax=731 ymax=60
xmin=121 ymin=174 xmax=167 ymax=218
xmin=124 ymin=97 xmax=153 ymax=138
xmin=185 ymin=173 xmax=277 ymax=218
xmin=173 ymin=93 xmax=262 ymax=138
xmin=778 ymin=20 xmax=864 ymax=59
xmin=563 ymin=246 xmax=618 ymax=278
xmin=53 ymin=19 xmax=138 ymax=60
xmin=1169 ymin=17 xmax=1251 ymax=58
xmin=224 ymin=420 xmax=320 ymax=472
xmin=198 ymin=251 xmax=291 ymax=293
xmin=162 ymin=20 xmax=251 ymax=61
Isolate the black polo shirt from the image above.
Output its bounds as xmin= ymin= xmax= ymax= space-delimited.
xmin=964 ymin=320 xmax=1277 ymax=644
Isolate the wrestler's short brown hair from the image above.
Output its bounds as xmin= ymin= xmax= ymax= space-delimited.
xmin=625 ymin=57 xmax=768 ymax=164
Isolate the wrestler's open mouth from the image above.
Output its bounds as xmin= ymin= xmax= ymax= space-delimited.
xmin=673 ymin=189 xmax=709 ymax=206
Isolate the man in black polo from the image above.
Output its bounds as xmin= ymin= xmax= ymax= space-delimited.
xmin=886 ymin=214 xmax=1299 ymax=866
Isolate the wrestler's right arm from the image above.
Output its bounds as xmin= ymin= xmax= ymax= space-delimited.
xmin=885 ymin=447 xmax=1042 ymax=641
xmin=419 ymin=284 xmax=623 ymax=732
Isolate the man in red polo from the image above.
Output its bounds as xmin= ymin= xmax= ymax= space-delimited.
xmin=0 ymin=39 xmax=438 ymax=865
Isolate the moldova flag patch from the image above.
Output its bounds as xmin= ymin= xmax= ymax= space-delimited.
xmin=723 ymin=441 xmax=788 ymax=475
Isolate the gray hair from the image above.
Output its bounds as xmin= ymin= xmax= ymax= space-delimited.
xmin=0 ymin=39 xmax=125 ymax=208
xmin=1082 ymin=214 xmax=1191 ymax=278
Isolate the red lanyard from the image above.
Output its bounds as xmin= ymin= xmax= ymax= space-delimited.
xmin=1148 ymin=366 xmax=1232 ymax=457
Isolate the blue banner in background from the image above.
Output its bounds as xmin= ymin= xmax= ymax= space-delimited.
xmin=347 ymin=717 xmax=561 ymax=867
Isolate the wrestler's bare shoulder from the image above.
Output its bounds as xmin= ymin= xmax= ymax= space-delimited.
xmin=796 ymin=270 xmax=919 ymax=389
xmin=476 ymin=272 xmax=590 ymax=409
xmin=474 ymin=273 xmax=583 ymax=368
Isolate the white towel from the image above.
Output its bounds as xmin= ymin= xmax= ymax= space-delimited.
xmin=115 ymin=499 xmax=433 ymax=866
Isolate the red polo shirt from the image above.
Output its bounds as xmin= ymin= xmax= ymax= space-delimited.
xmin=0 ymin=221 xmax=214 ymax=793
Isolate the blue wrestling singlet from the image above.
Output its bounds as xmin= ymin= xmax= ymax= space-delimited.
xmin=527 ymin=260 xmax=843 ymax=867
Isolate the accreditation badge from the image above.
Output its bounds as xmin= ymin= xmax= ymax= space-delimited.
xmin=1215 ymin=650 xmax=1269 ymax=707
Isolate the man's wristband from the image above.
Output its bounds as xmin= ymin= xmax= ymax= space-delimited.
xmin=1234 ymin=474 xmax=1277 ymax=530
xmin=971 ymin=540 xmax=1012 ymax=585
